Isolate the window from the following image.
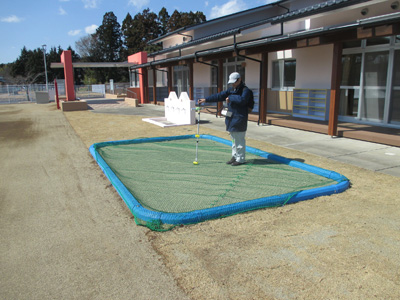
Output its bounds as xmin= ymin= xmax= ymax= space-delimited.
xmin=210 ymin=57 xmax=246 ymax=90
xmin=272 ymin=60 xmax=296 ymax=89
xmin=339 ymin=54 xmax=362 ymax=117
xmin=343 ymin=40 xmax=362 ymax=49
xmin=362 ymin=51 xmax=389 ymax=121
xmin=210 ymin=60 xmax=218 ymax=95
xmin=173 ymin=65 xmax=189 ymax=96
xmin=224 ymin=57 xmax=245 ymax=90
xmin=340 ymin=35 xmax=400 ymax=125
xmin=341 ymin=54 xmax=362 ymax=86
xmin=366 ymin=36 xmax=391 ymax=47
xmin=130 ymin=70 xmax=140 ymax=88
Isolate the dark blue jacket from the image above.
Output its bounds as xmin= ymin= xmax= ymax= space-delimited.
xmin=205 ymin=82 xmax=252 ymax=132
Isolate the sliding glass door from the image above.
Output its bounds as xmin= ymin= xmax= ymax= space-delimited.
xmin=339 ymin=36 xmax=400 ymax=127
xmin=361 ymin=51 xmax=389 ymax=122
xmin=340 ymin=53 xmax=361 ymax=117
xmin=173 ymin=65 xmax=189 ymax=96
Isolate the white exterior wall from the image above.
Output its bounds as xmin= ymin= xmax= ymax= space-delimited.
xmin=192 ymin=45 xmax=334 ymax=92
xmin=157 ymin=0 xmax=399 ymax=98
xmin=162 ymin=30 xmax=195 ymax=49
xmin=192 ymin=55 xmax=262 ymax=90
xmin=268 ymin=44 xmax=333 ymax=89
xmin=295 ymin=44 xmax=333 ymax=89
xmin=194 ymin=63 xmax=210 ymax=87
xmin=245 ymin=57 xmax=261 ymax=89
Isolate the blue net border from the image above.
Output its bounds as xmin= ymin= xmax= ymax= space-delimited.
xmin=89 ymin=134 xmax=350 ymax=226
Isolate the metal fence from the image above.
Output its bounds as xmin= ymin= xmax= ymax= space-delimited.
xmin=0 ymin=84 xmax=52 ymax=104
xmin=0 ymin=84 xmax=259 ymax=110
xmin=75 ymin=85 xmax=105 ymax=99
xmin=0 ymin=83 xmax=116 ymax=103
xmin=105 ymin=82 xmax=130 ymax=95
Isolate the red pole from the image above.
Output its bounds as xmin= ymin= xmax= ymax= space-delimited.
xmin=55 ymin=79 xmax=60 ymax=110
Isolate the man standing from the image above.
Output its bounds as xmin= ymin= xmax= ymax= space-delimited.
xmin=198 ymin=72 xmax=253 ymax=166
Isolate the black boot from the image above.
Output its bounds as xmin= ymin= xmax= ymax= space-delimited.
xmin=226 ymin=157 xmax=236 ymax=164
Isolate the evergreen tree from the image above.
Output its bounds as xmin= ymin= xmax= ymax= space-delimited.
xmin=11 ymin=46 xmax=30 ymax=78
xmin=0 ymin=63 xmax=14 ymax=84
xmin=167 ymin=10 xmax=182 ymax=32
xmin=158 ymin=7 xmax=170 ymax=36
xmin=8 ymin=7 xmax=206 ymax=84
xmin=10 ymin=47 xmax=45 ymax=83
xmin=167 ymin=10 xmax=206 ymax=32
xmin=121 ymin=13 xmax=135 ymax=59
xmin=47 ymin=46 xmax=65 ymax=82
xmin=95 ymin=12 xmax=123 ymax=62
xmin=122 ymin=8 xmax=160 ymax=54
xmin=94 ymin=12 xmax=125 ymax=82
xmin=26 ymin=48 xmax=45 ymax=83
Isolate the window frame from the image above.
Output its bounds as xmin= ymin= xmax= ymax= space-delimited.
xmin=271 ymin=59 xmax=296 ymax=91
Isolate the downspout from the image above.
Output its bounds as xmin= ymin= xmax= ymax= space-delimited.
xmin=177 ymin=32 xmax=193 ymax=42
xmin=276 ymin=3 xmax=290 ymax=13
xmin=232 ymin=21 xmax=284 ymax=125
xmin=141 ymin=20 xmax=286 ymax=112
xmin=233 ymin=34 xmax=263 ymax=125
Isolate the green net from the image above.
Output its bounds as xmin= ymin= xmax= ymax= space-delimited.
xmin=96 ymin=138 xmax=337 ymax=225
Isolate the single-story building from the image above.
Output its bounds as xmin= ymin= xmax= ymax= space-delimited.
xmin=129 ymin=0 xmax=400 ymax=146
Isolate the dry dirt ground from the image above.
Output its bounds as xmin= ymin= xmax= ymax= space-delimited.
xmin=0 ymin=104 xmax=189 ymax=300
xmin=65 ymin=105 xmax=400 ymax=300
xmin=2 ymin=103 xmax=400 ymax=300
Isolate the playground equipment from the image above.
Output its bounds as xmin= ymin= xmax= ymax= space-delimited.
xmin=143 ymin=92 xmax=196 ymax=127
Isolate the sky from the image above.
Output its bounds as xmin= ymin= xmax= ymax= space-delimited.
xmin=0 ymin=0 xmax=278 ymax=64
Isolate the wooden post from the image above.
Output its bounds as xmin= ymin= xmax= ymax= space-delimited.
xmin=217 ymin=59 xmax=223 ymax=116
xmin=54 ymin=79 xmax=60 ymax=109
xmin=142 ymin=68 xmax=149 ymax=104
xmin=152 ymin=68 xmax=157 ymax=104
xmin=168 ymin=66 xmax=173 ymax=94
xmin=259 ymin=52 xmax=268 ymax=124
xmin=328 ymin=42 xmax=343 ymax=136
xmin=189 ymin=62 xmax=194 ymax=100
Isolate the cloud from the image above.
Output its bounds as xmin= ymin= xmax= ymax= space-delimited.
xmin=210 ymin=0 xmax=247 ymax=19
xmin=59 ymin=0 xmax=70 ymax=2
xmin=85 ymin=24 xmax=98 ymax=34
xmin=68 ymin=29 xmax=82 ymax=36
xmin=128 ymin=0 xmax=150 ymax=9
xmin=1 ymin=15 xmax=23 ymax=23
xmin=59 ymin=7 xmax=67 ymax=15
xmin=83 ymin=0 xmax=100 ymax=9
xmin=205 ymin=1 xmax=209 ymax=7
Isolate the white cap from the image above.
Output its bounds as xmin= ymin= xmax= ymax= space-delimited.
xmin=228 ymin=72 xmax=241 ymax=84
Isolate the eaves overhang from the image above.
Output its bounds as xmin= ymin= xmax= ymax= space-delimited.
xmin=270 ymin=0 xmax=371 ymax=24
xmin=147 ymin=0 xmax=289 ymax=45
xmin=51 ymin=62 xmax=137 ymax=69
xmin=148 ymin=0 xmax=373 ymax=58
xmin=130 ymin=11 xmax=400 ymax=71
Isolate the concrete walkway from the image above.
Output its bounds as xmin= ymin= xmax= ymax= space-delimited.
xmin=88 ymin=101 xmax=400 ymax=178
xmin=202 ymin=112 xmax=400 ymax=178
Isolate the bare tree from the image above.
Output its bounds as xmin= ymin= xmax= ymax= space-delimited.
xmin=75 ymin=35 xmax=101 ymax=60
